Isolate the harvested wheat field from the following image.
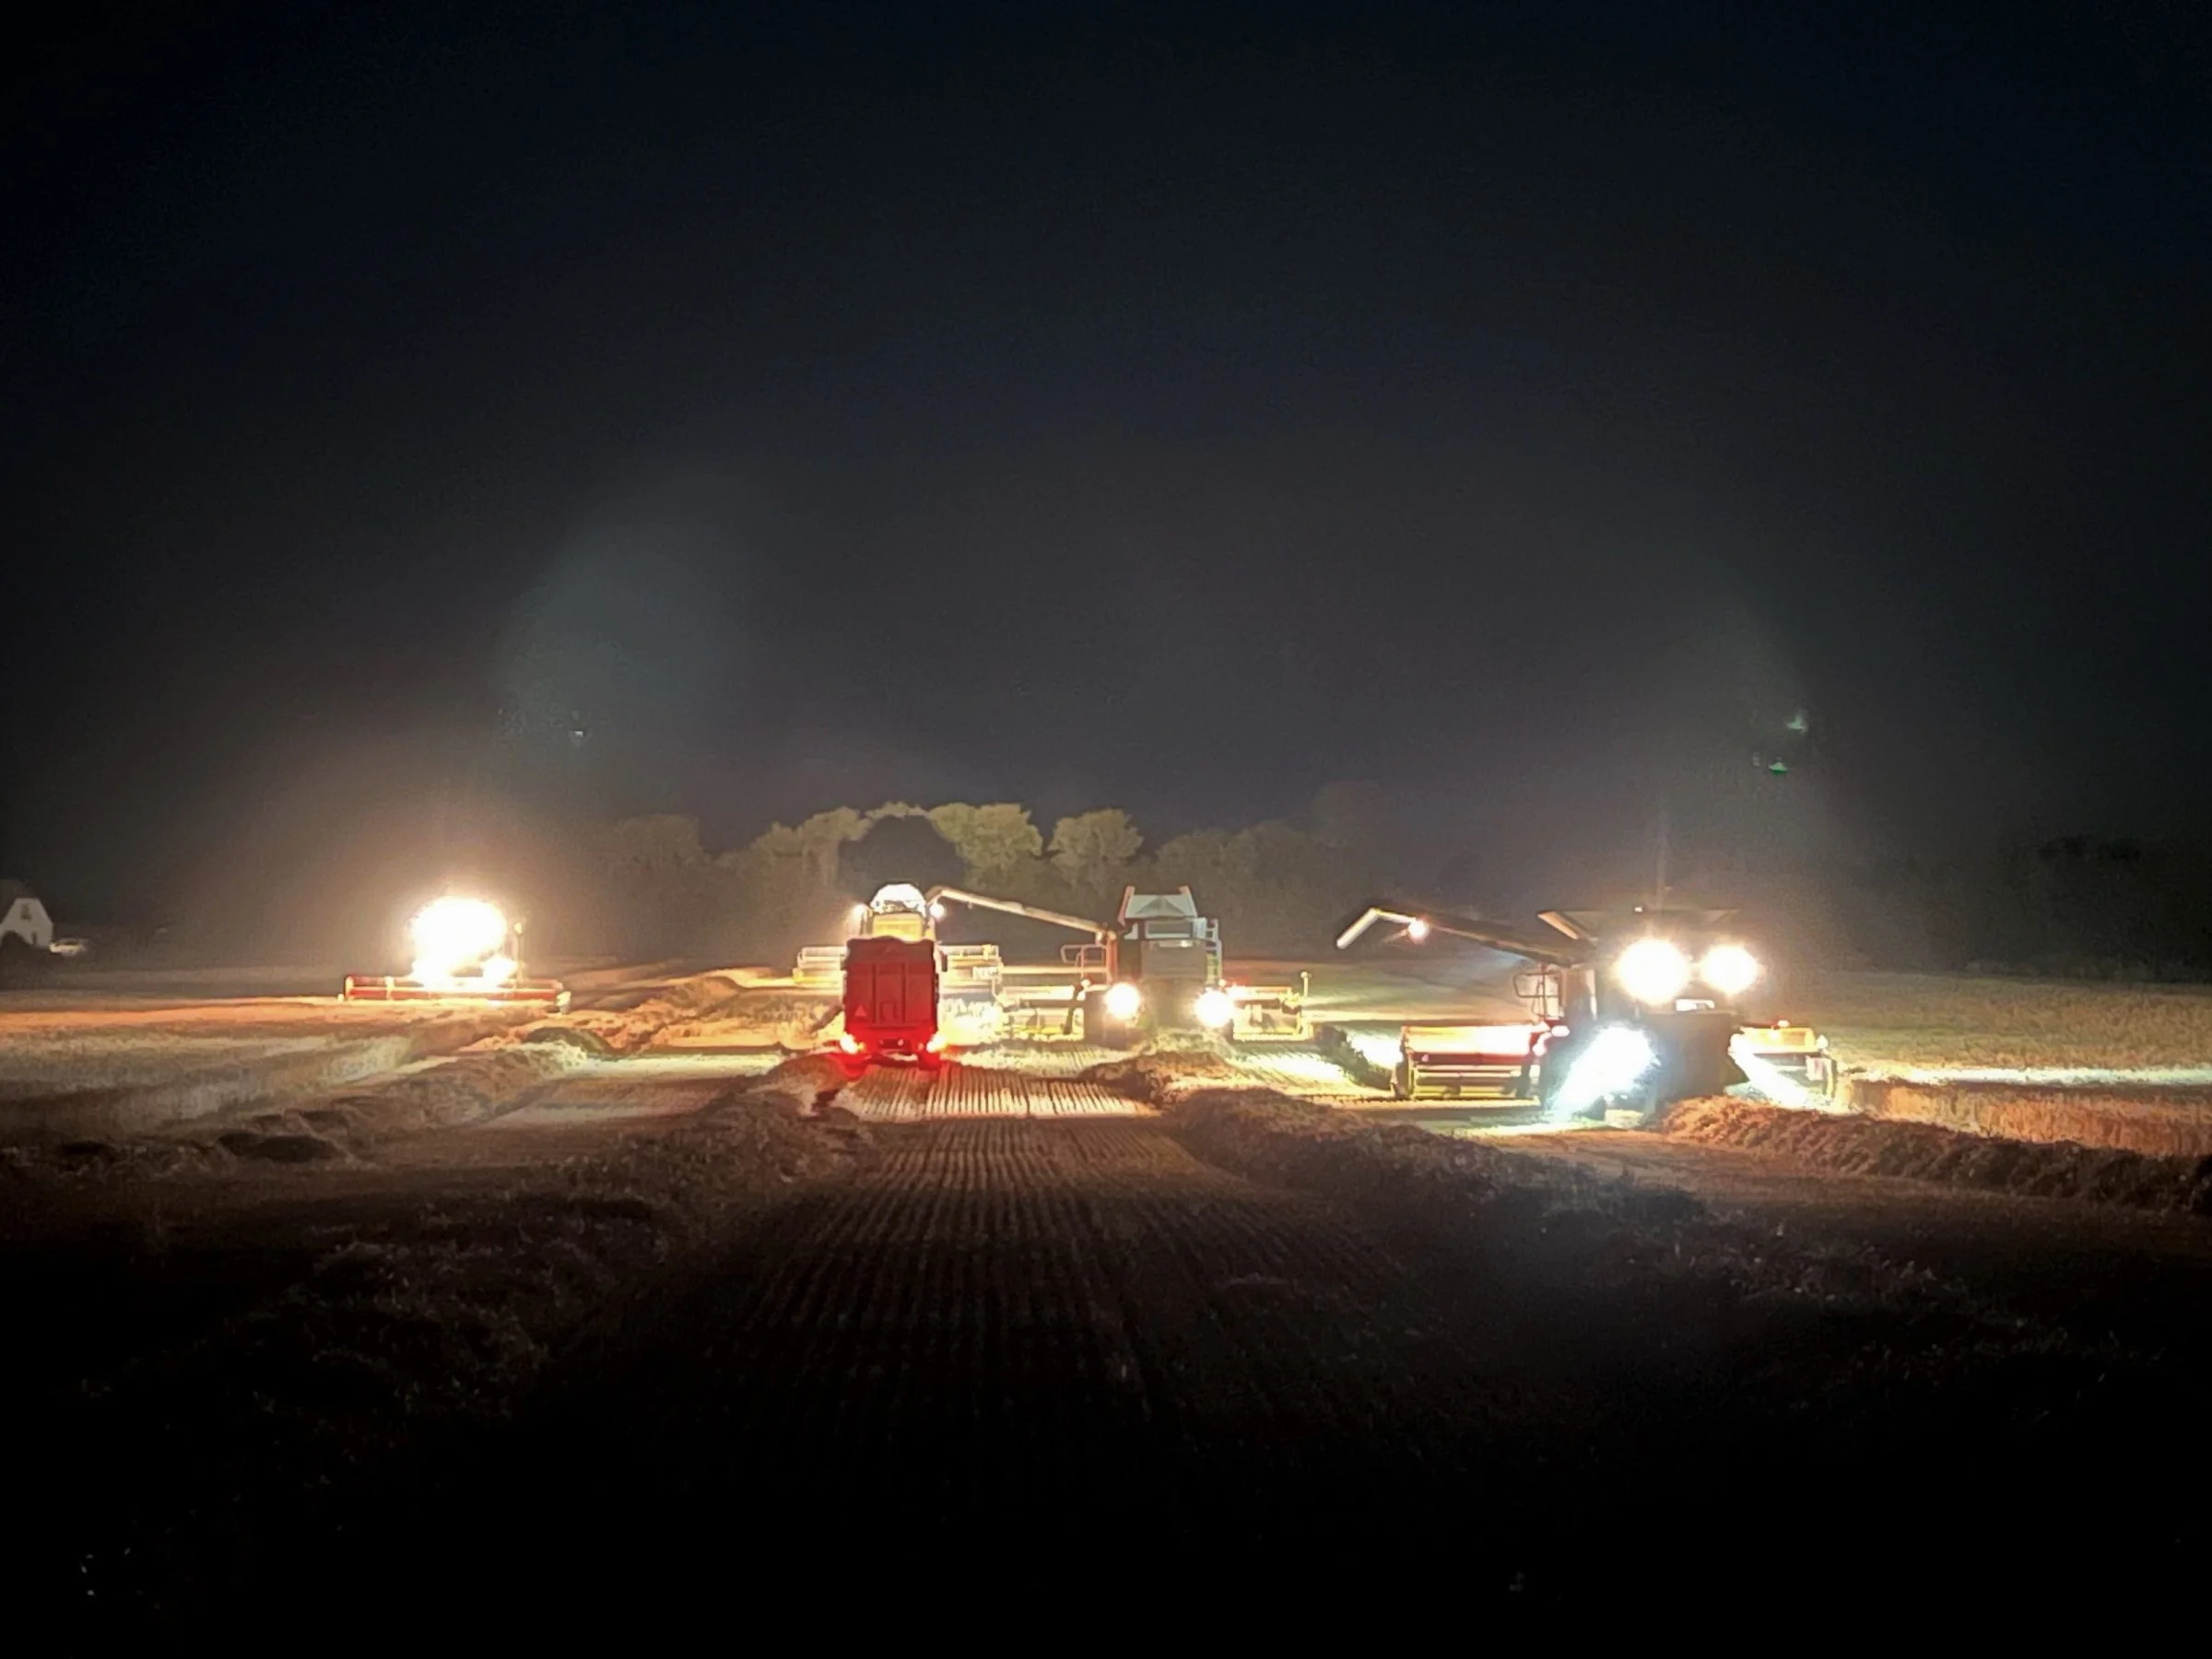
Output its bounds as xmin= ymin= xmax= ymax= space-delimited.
xmin=9 ymin=971 xmax=2212 ymax=1634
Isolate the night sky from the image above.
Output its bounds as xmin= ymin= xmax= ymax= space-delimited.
xmin=6 ymin=5 xmax=2209 ymax=919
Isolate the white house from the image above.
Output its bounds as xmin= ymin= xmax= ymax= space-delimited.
xmin=0 ymin=881 xmax=53 ymax=949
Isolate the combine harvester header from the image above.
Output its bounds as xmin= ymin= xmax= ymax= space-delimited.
xmin=342 ymin=897 xmax=570 ymax=1010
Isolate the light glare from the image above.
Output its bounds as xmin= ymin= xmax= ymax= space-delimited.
xmin=409 ymin=898 xmax=508 ymax=988
xmin=1550 ymin=1024 xmax=1660 ymax=1119
xmin=1700 ymin=944 xmax=1761 ymax=998
xmin=1194 ymin=987 xmax=1236 ymax=1029
xmin=1615 ymin=937 xmax=1691 ymax=1005
xmin=1347 ymin=1030 xmax=1404 ymax=1069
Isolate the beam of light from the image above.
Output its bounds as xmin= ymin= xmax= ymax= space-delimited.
xmin=1729 ymin=1033 xmax=1835 ymax=1111
xmin=1406 ymin=917 xmax=1431 ymax=942
xmin=1347 ymin=1030 xmax=1404 ymax=1069
xmin=1548 ymin=1024 xmax=1658 ymax=1120
xmin=1194 ymin=987 xmax=1236 ymax=1029
xmin=1104 ymin=982 xmax=1143 ymax=1021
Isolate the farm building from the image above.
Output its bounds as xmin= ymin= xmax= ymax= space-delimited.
xmin=0 ymin=881 xmax=53 ymax=949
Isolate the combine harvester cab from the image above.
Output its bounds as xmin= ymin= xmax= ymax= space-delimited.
xmin=342 ymin=897 xmax=569 ymax=1011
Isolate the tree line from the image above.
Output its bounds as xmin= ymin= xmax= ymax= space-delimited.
xmin=575 ymin=798 xmax=1387 ymax=962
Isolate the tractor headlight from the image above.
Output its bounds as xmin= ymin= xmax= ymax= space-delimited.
xmin=1104 ymin=982 xmax=1143 ymax=1021
xmin=1699 ymin=943 xmax=1761 ymax=999
xmin=1406 ymin=917 xmax=1431 ymax=942
xmin=1194 ymin=987 xmax=1236 ymax=1030
xmin=1615 ymin=937 xmax=1691 ymax=1006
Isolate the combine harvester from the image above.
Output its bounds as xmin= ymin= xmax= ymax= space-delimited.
xmin=927 ymin=884 xmax=1309 ymax=1047
xmin=1336 ymin=902 xmax=1833 ymax=1120
xmin=791 ymin=882 xmax=1309 ymax=1049
xmin=342 ymin=897 xmax=570 ymax=1010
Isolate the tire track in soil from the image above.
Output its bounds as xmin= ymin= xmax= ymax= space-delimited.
xmin=486 ymin=1117 xmax=1534 ymax=1583
xmin=839 ymin=1060 xmax=1139 ymax=1120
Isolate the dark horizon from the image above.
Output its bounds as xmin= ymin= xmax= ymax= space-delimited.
xmin=7 ymin=5 xmax=2209 ymax=922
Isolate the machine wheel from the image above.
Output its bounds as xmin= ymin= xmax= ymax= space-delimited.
xmin=1594 ymin=1081 xmax=1662 ymax=1126
xmin=1534 ymin=1057 xmax=1565 ymax=1116
xmin=1082 ymin=989 xmax=1135 ymax=1051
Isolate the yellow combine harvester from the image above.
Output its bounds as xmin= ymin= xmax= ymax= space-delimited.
xmin=343 ymin=897 xmax=569 ymax=1010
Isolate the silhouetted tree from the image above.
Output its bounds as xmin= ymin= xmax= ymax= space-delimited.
xmin=841 ymin=812 xmax=964 ymax=898
xmin=1049 ymin=809 xmax=1144 ymax=911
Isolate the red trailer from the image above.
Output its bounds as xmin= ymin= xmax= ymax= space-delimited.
xmin=837 ymin=935 xmax=944 ymax=1070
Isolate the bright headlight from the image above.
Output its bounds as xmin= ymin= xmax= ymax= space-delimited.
xmin=409 ymin=897 xmax=507 ymax=985
xmin=1406 ymin=917 xmax=1432 ymax=942
xmin=1615 ymin=937 xmax=1691 ymax=1005
xmin=1194 ymin=987 xmax=1236 ymax=1029
xmin=1699 ymin=944 xmax=1761 ymax=999
xmin=1104 ymin=982 xmax=1143 ymax=1021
